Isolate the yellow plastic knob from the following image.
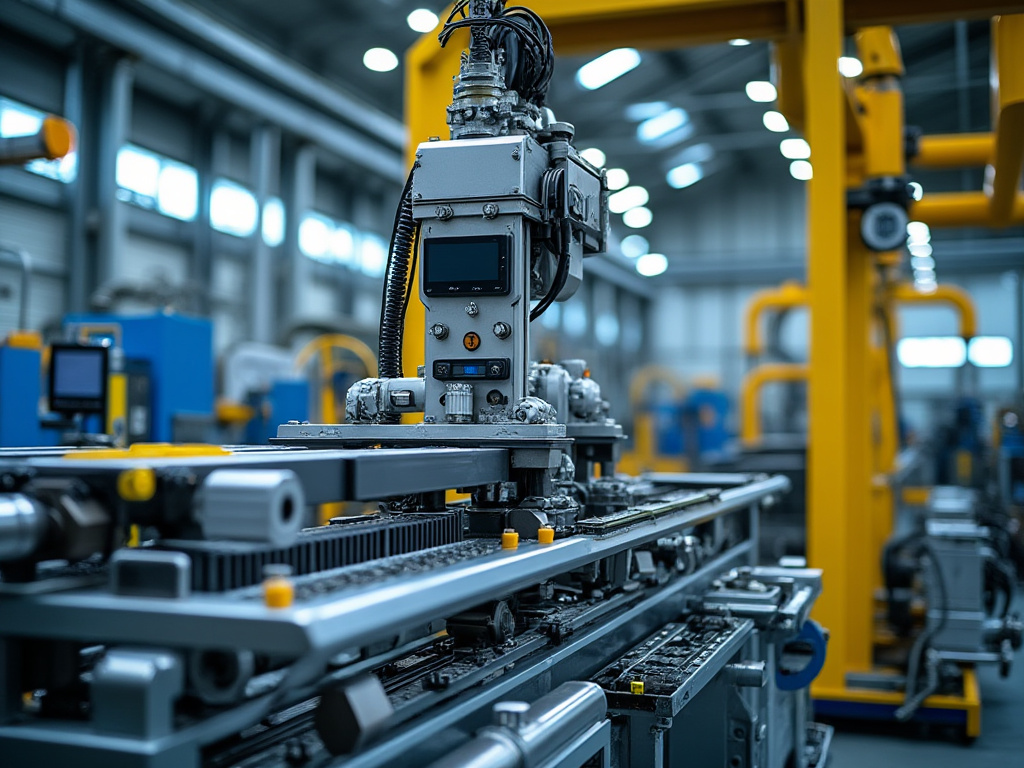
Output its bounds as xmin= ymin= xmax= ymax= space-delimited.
xmin=117 ymin=468 xmax=156 ymax=502
xmin=537 ymin=527 xmax=555 ymax=545
xmin=263 ymin=577 xmax=295 ymax=608
xmin=630 ymin=681 xmax=645 ymax=695
xmin=501 ymin=529 xmax=519 ymax=550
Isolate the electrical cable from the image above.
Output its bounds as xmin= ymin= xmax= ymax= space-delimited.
xmin=896 ymin=542 xmax=948 ymax=721
xmin=377 ymin=168 xmax=419 ymax=405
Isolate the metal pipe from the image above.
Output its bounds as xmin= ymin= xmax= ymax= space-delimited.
xmin=912 ymin=191 xmax=1024 ymax=228
xmin=0 ymin=247 xmax=32 ymax=330
xmin=886 ymin=282 xmax=977 ymax=339
xmin=0 ymin=494 xmax=48 ymax=563
xmin=912 ymin=134 xmax=994 ymax=169
xmin=743 ymin=281 xmax=808 ymax=356
xmin=740 ymin=363 xmax=809 ymax=444
xmin=424 ymin=682 xmax=607 ymax=768
xmin=0 ymin=117 xmax=76 ymax=166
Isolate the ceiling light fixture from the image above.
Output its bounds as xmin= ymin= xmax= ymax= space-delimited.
xmin=666 ymin=162 xmax=703 ymax=189
xmin=606 ymin=168 xmax=630 ymax=190
xmin=762 ymin=110 xmax=789 ymax=132
xmin=839 ymin=57 xmax=864 ymax=78
xmin=407 ymin=8 xmax=440 ymax=33
xmin=636 ymin=253 xmax=668 ymax=277
xmin=729 ymin=38 xmax=751 ymax=46
xmin=789 ymin=160 xmax=812 ymax=180
xmin=745 ymin=81 xmax=777 ymax=103
xmin=579 ymin=147 xmax=606 ymax=167
xmin=623 ymin=206 xmax=653 ymax=228
xmin=780 ymin=138 xmax=810 ymax=159
xmin=576 ymin=48 xmax=642 ymax=90
xmin=637 ymin=107 xmax=689 ymax=144
xmin=620 ymin=234 xmax=649 ymax=259
xmin=609 ymin=185 xmax=650 ymax=214
xmin=363 ymin=47 xmax=399 ymax=72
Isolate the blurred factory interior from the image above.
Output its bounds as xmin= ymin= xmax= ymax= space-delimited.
xmin=0 ymin=1 xmax=1023 ymax=767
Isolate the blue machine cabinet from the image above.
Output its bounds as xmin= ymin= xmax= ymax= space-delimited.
xmin=0 ymin=345 xmax=45 ymax=447
xmin=64 ymin=313 xmax=214 ymax=442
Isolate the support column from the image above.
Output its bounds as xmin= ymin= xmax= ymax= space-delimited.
xmin=96 ymin=56 xmax=134 ymax=288
xmin=286 ymin=145 xmax=316 ymax=332
xmin=64 ymin=44 xmax=89 ymax=313
xmin=806 ymin=0 xmax=874 ymax=690
xmin=250 ymin=125 xmax=280 ymax=344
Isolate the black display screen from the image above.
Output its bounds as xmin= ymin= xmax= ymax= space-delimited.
xmin=423 ymin=235 xmax=510 ymax=296
xmin=49 ymin=343 xmax=109 ymax=415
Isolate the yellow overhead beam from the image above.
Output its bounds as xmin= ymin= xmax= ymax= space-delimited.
xmin=913 ymin=190 xmax=1024 ymax=227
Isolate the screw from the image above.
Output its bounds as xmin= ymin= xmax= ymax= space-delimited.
xmin=435 ymin=205 xmax=454 ymax=221
xmin=430 ymin=323 xmax=449 ymax=340
xmin=465 ymin=302 xmax=479 ymax=317
xmin=483 ymin=203 xmax=499 ymax=219
xmin=493 ymin=701 xmax=530 ymax=729
xmin=492 ymin=321 xmax=511 ymax=339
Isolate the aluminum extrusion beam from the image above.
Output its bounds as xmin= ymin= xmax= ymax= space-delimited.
xmin=0 ymin=476 xmax=784 ymax=660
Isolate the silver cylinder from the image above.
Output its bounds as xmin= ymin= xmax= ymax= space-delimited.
xmin=445 ymin=383 xmax=474 ymax=424
xmin=0 ymin=493 xmax=48 ymax=562
xmin=425 ymin=682 xmax=607 ymax=768
xmin=199 ymin=469 xmax=305 ymax=546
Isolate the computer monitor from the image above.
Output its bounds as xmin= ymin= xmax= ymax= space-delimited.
xmin=48 ymin=343 xmax=109 ymax=417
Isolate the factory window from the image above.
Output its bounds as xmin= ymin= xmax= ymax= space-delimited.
xmin=595 ymin=313 xmax=621 ymax=346
xmin=360 ymin=235 xmax=388 ymax=278
xmin=563 ymin=302 xmax=588 ymax=337
xmin=897 ymin=336 xmax=1015 ymax=369
xmin=897 ymin=337 xmax=967 ymax=368
xmin=968 ymin=336 xmax=1013 ymax=368
xmin=210 ymin=179 xmax=259 ymax=237
xmin=330 ymin=223 xmax=357 ymax=266
xmin=0 ymin=96 xmax=77 ymax=183
xmin=298 ymin=212 xmax=334 ymax=261
xmin=116 ymin=143 xmax=198 ymax=221
xmin=262 ymin=197 xmax=285 ymax=247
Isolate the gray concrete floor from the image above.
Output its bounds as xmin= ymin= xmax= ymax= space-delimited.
xmin=827 ymin=601 xmax=1024 ymax=768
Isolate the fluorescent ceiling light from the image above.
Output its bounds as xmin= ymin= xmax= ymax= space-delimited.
xmin=745 ymin=80 xmax=777 ymax=103
xmin=577 ymin=48 xmax=641 ymax=90
xmin=364 ymin=47 xmax=399 ymax=72
xmin=897 ymin=337 xmax=967 ymax=368
xmin=909 ymin=181 xmax=923 ymax=201
xmin=299 ymin=214 xmax=332 ymax=259
xmin=909 ymin=242 xmax=933 ymax=258
xmin=907 ymin=221 xmax=930 ymax=245
xmin=609 ymin=185 xmax=649 ymax=214
xmin=620 ymin=234 xmax=649 ymax=259
xmin=579 ymin=147 xmax=606 ymax=167
xmin=636 ymin=253 xmax=668 ymax=277
xmin=968 ymin=337 xmax=1013 ymax=368
xmin=789 ymin=160 xmax=812 ymax=180
xmin=623 ymin=206 xmax=653 ymax=229
xmin=330 ymin=225 xmax=356 ymax=265
xmin=625 ymin=101 xmax=672 ymax=121
xmin=910 ymin=255 xmax=935 ymax=270
xmin=666 ymin=162 xmax=703 ymax=189
xmin=407 ymin=8 xmax=439 ymax=33
xmin=210 ymin=179 xmax=258 ymax=237
xmin=839 ymin=57 xmax=864 ymax=78
xmin=595 ymin=314 xmax=621 ymax=346
xmin=729 ymin=38 xmax=751 ymax=46
xmin=637 ymin=107 xmax=689 ymax=143
xmin=763 ymin=110 xmax=789 ymax=132
xmin=606 ymin=168 xmax=630 ymax=191
xmin=156 ymin=164 xmax=198 ymax=221
xmin=780 ymin=138 xmax=810 ymax=159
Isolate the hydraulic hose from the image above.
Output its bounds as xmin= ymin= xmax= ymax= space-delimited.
xmin=378 ymin=167 xmax=419 ymax=387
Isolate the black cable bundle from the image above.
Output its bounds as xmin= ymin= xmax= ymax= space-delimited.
xmin=377 ymin=168 xmax=420 ymax=405
xmin=439 ymin=1 xmax=555 ymax=107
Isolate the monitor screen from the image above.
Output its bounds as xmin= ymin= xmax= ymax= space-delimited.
xmin=49 ymin=344 xmax=109 ymax=415
xmin=422 ymin=235 xmax=510 ymax=296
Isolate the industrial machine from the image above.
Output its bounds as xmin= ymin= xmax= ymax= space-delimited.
xmin=0 ymin=4 xmax=831 ymax=767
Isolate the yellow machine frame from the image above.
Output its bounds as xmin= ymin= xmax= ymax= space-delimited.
xmin=406 ymin=1 xmax=1024 ymax=735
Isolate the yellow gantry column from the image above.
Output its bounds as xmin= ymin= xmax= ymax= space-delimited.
xmin=805 ymin=0 xmax=874 ymax=690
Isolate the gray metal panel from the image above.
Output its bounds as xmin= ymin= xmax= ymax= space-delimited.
xmin=415 ymin=137 xmax=547 ymax=204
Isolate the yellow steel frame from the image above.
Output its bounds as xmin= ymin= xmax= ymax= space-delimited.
xmin=406 ymin=0 xmax=1024 ymax=729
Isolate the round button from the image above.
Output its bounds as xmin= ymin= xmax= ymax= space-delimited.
xmin=463 ymin=332 xmax=481 ymax=351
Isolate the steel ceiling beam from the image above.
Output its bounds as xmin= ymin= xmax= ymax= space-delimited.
xmin=13 ymin=0 xmax=406 ymax=182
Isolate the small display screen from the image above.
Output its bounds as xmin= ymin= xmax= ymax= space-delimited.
xmin=456 ymin=364 xmax=483 ymax=376
xmin=423 ymin=235 xmax=510 ymax=296
xmin=49 ymin=344 xmax=108 ymax=415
